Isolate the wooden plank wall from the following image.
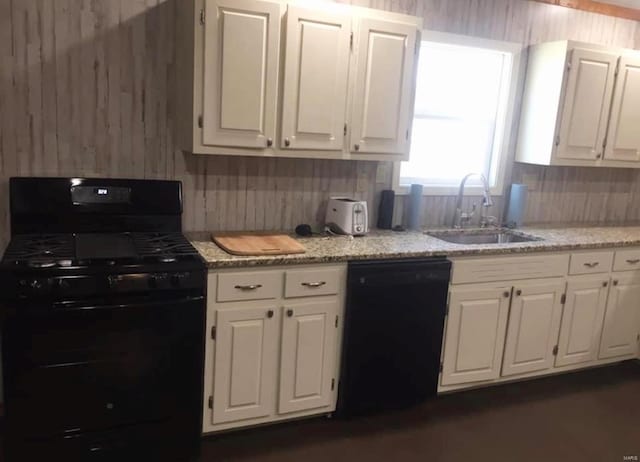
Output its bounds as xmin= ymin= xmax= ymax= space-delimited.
xmin=0 ymin=0 xmax=639 ymax=250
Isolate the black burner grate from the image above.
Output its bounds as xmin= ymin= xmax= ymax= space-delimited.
xmin=132 ymin=233 xmax=200 ymax=263
xmin=2 ymin=234 xmax=75 ymax=268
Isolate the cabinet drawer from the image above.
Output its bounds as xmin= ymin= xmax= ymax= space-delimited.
xmin=217 ymin=271 xmax=282 ymax=302
xmin=451 ymin=254 xmax=569 ymax=284
xmin=569 ymin=251 xmax=613 ymax=275
xmin=613 ymin=248 xmax=640 ymax=272
xmin=285 ymin=268 xmax=340 ymax=298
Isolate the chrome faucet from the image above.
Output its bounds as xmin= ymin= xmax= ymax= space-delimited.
xmin=452 ymin=173 xmax=495 ymax=228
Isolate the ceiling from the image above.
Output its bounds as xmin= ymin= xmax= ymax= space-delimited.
xmin=597 ymin=0 xmax=640 ymax=9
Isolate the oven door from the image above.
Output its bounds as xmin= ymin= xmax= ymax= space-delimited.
xmin=2 ymin=294 xmax=205 ymax=439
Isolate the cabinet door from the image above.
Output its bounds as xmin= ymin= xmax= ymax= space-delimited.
xmin=202 ymin=0 xmax=282 ymax=148
xmin=441 ymin=287 xmax=511 ymax=386
xmin=604 ymin=55 xmax=640 ymax=162
xmin=212 ymin=305 xmax=279 ymax=424
xmin=599 ymin=273 xmax=640 ymax=359
xmin=279 ymin=300 xmax=339 ymax=414
xmin=350 ymin=18 xmax=418 ymax=155
xmin=556 ymin=48 xmax=617 ymax=161
xmin=555 ymin=277 xmax=609 ymax=367
xmin=280 ymin=6 xmax=350 ymax=150
xmin=501 ymin=280 xmax=565 ymax=377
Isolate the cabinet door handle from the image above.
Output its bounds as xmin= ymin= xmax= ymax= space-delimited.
xmin=284 ymin=138 xmax=290 ymax=147
xmin=301 ymin=281 xmax=326 ymax=288
xmin=266 ymin=138 xmax=273 ymax=147
xmin=267 ymin=310 xmax=274 ymax=318
xmin=234 ymin=284 xmax=262 ymax=291
xmin=515 ymin=289 xmax=522 ymax=296
xmin=503 ymin=291 xmax=510 ymax=298
xmin=626 ymin=259 xmax=640 ymax=264
xmin=583 ymin=262 xmax=599 ymax=268
xmin=613 ymin=280 xmax=619 ymax=286
xmin=354 ymin=144 xmax=360 ymax=151
xmin=603 ymin=281 xmax=608 ymax=287
xmin=286 ymin=309 xmax=293 ymax=317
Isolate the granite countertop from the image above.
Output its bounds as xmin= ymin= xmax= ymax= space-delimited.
xmin=188 ymin=226 xmax=640 ymax=269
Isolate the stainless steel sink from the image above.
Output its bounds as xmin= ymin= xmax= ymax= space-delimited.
xmin=426 ymin=229 xmax=542 ymax=245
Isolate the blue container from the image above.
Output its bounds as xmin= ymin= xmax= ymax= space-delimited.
xmin=505 ymin=184 xmax=528 ymax=228
xmin=407 ymin=184 xmax=424 ymax=230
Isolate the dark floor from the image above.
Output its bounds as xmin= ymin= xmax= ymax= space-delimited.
xmin=200 ymin=361 xmax=640 ymax=462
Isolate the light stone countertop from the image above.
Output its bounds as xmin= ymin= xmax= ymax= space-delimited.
xmin=188 ymin=226 xmax=640 ymax=269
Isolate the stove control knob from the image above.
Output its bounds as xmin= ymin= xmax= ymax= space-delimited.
xmin=149 ymin=274 xmax=165 ymax=289
xmin=55 ymin=279 xmax=70 ymax=290
xmin=170 ymin=273 xmax=188 ymax=288
xmin=30 ymin=279 xmax=43 ymax=291
xmin=107 ymin=275 xmax=118 ymax=289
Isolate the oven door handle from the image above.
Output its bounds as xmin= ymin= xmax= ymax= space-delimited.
xmin=52 ymin=295 xmax=204 ymax=312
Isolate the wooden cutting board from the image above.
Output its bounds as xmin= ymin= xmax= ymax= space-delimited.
xmin=212 ymin=233 xmax=306 ymax=256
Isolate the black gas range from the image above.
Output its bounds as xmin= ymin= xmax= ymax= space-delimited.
xmin=0 ymin=177 xmax=206 ymax=461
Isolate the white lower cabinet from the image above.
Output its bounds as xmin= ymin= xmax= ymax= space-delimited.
xmin=501 ymin=280 xmax=565 ymax=376
xmin=441 ymin=249 xmax=640 ymax=393
xmin=441 ymin=286 xmax=511 ymax=386
xmin=204 ymin=264 xmax=346 ymax=433
xmin=555 ymin=276 xmax=609 ymax=367
xmin=212 ymin=305 xmax=279 ymax=424
xmin=599 ymin=272 xmax=640 ymax=359
xmin=279 ymin=300 xmax=339 ymax=414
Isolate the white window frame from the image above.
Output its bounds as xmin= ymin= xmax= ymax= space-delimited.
xmin=392 ymin=31 xmax=523 ymax=196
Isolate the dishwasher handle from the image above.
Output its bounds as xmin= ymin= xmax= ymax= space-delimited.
xmin=350 ymin=269 xmax=450 ymax=287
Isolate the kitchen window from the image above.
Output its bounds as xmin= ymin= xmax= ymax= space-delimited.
xmin=393 ymin=32 xmax=522 ymax=195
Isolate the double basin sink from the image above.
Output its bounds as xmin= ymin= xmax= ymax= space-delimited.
xmin=426 ymin=228 xmax=543 ymax=245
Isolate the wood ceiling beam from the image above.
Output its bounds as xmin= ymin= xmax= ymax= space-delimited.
xmin=529 ymin=0 xmax=640 ymax=21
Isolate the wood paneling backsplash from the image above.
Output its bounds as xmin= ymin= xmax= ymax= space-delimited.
xmin=1 ymin=0 xmax=640 ymax=249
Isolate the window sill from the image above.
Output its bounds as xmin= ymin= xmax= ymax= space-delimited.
xmin=394 ymin=184 xmax=504 ymax=196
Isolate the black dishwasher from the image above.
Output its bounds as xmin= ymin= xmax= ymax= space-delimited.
xmin=336 ymin=258 xmax=451 ymax=417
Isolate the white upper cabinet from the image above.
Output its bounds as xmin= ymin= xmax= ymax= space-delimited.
xmin=604 ymin=55 xmax=640 ymax=162
xmin=178 ymin=0 xmax=421 ymax=160
xmin=515 ymin=40 xmax=640 ymax=168
xmin=350 ymin=19 xmax=418 ymax=156
xmin=202 ymin=0 xmax=282 ymax=148
xmin=556 ymin=49 xmax=617 ymax=162
xmin=281 ymin=6 xmax=351 ymax=151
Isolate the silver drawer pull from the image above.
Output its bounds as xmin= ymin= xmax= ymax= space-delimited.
xmin=301 ymin=281 xmax=327 ymax=288
xmin=626 ymin=259 xmax=640 ymax=264
xmin=234 ymin=284 xmax=262 ymax=291
xmin=583 ymin=262 xmax=599 ymax=268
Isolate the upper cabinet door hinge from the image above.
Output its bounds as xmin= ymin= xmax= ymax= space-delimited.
xmin=200 ymin=9 xmax=205 ymax=25
xmin=198 ymin=115 xmax=203 ymax=128
xmin=208 ymin=396 xmax=213 ymax=409
xmin=349 ymin=32 xmax=354 ymax=50
xmin=331 ymin=378 xmax=335 ymax=390
xmin=560 ymin=293 xmax=566 ymax=305
xmin=335 ymin=315 xmax=339 ymax=328
xmin=552 ymin=345 xmax=559 ymax=356
xmin=343 ymin=123 xmax=347 ymax=136
xmin=567 ymin=60 xmax=572 ymax=71
xmin=406 ymin=129 xmax=409 ymax=140
xmin=211 ymin=325 xmax=216 ymax=340
xmin=555 ymin=135 xmax=560 ymax=147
